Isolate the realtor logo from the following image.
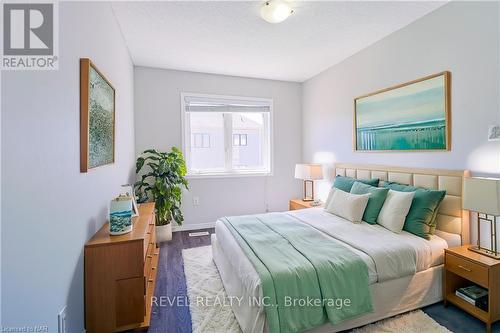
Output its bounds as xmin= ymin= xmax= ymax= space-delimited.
xmin=4 ymin=3 xmax=53 ymax=55
xmin=1 ymin=2 xmax=58 ymax=70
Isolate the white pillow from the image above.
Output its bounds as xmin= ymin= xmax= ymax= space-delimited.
xmin=325 ymin=188 xmax=370 ymax=223
xmin=377 ymin=189 xmax=415 ymax=233
xmin=324 ymin=187 xmax=337 ymax=208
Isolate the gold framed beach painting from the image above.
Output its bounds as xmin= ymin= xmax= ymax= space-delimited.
xmin=354 ymin=71 xmax=450 ymax=152
xmin=80 ymin=58 xmax=115 ymax=172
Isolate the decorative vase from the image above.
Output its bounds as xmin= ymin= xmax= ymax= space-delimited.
xmin=156 ymin=224 xmax=172 ymax=243
xmin=109 ymin=195 xmax=133 ymax=235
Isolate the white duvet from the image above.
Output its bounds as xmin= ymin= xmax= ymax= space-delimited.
xmin=212 ymin=207 xmax=453 ymax=333
xmin=289 ymin=208 xmax=447 ymax=282
xmin=216 ymin=207 xmax=449 ymax=283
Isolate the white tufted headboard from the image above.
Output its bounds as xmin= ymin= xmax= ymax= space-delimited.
xmin=334 ymin=163 xmax=471 ymax=244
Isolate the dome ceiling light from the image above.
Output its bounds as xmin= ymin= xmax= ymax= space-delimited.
xmin=260 ymin=0 xmax=294 ymax=24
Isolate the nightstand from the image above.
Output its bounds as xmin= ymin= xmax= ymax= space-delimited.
xmin=444 ymin=245 xmax=500 ymax=333
xmin=289 ymin=199 xmax=322 ymax=210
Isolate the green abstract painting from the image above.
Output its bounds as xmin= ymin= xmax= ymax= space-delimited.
xmin=355 ymin=72 xmax=450 ymax=151
xmin=88 ymin=65 xmax=114 ymax=168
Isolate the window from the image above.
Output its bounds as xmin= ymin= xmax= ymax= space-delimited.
xmin=232 ymin=134 xmax=247 ymax=146
xmin=182 ymin=93 xmax=272 ymax=176
xmin=191 ymin=133 xmax=210 ymax=148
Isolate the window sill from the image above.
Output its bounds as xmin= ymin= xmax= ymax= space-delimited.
xmin=186 ymin=171 xmax=273 ymax=179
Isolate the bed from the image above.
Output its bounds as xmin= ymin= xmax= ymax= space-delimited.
xmin=212 ymin=163 xmax=470 ymax=333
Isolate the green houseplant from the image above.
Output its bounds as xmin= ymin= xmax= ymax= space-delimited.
xmin=134 ymin=147 xmax=188 ymax=242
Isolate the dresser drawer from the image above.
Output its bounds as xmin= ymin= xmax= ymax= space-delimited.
xmin=144 ymin=242 xmax=154 ymax=278
xmin=150 ymin=224 xmax=156 ymax=244
xmin=446 ymin=252 xmax=488 ymax=288
xmin=143 ymin=224 xmax=154 ymax=259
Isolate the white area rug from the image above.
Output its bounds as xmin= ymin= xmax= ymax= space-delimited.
xmin=352 ymin=310 xmax=452 ymax=333
xmin=183 ymin=246 xmax=242 ymax=333
xmin=182 ymin=246 xmax=452 ymax=333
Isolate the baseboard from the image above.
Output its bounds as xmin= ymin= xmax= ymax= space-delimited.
xmin=172 ymin=221 xmax=216 ymax=232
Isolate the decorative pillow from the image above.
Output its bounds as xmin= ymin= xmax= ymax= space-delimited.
xmin=377 ymin=190 xmax=415 ymax=233
xmin=350 ymin=182 xmax=389 ymax=224
xmin=383 ymin=182 xmax=446 ymax=239
xmin=325 ymin=188 xmax=370 ymax=223
xmin=333 ymin=175 xmax=379 ymax=192
xmin=324 ymin=187 xmax=337 ymax=208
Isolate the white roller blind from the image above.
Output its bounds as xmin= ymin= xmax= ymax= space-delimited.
xmin=184 ymin=95 xmax=271 ymax=113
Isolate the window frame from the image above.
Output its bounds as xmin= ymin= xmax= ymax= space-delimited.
xmin=181 ymin=92 xmax=274 ymax=178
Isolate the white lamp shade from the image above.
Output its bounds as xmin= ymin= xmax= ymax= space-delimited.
xmin=295 ymin=164 xmax=323 ymax=180
xmin=463 ymin=177 xmax=500 ymax=215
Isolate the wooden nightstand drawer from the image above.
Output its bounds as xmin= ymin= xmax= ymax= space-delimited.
xmin=446 ymin=252 xmax=488 ymax=288
xmin=290 ymin=200 xmax=308 ymax=210
xmin=444 ymin=246 xmax=500 ymax=333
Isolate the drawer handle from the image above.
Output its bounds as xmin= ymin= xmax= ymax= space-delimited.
xmin=147 ymin=255 xmax=153 ymax=258
xmin=458 ymin=265 xmax=471 ymax=272
xmin=148 ymin=279 xmax=154 ymax=283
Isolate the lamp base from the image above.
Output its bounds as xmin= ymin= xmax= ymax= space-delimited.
xmin=302 ymin=180 xmax=315 ymax=202
xmin=468 ymin=245 xmax=500 ymax=260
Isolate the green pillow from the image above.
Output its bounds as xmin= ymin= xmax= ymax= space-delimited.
xmin=350 ymin=182 xmax=389 ymax=224
xmin=383 ymin=181 xmax=446 ymax=239
xmin=333 ymin=176 xmax=379 ymax=192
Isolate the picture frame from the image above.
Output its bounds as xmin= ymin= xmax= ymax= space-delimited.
xmin=488 ymin=125 xmax=500 ymax=141
xmin=354 ymin=71 xmax=451 ymax=152
xmin=80 ymin=58 xmax=115 ymax=172
xmin=121 ymin=184 xmax=139 ymax=217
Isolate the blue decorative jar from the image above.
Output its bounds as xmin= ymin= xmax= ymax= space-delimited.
xmin=109 ymin=195 xmax=133 ymax=235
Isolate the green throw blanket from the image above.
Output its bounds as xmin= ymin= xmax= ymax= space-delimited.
xmin=221 ymin=213 xmax=373 ymax=333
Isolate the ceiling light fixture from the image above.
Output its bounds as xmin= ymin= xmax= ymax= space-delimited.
xmin=260 ymin=0 xmax=293 ymax=24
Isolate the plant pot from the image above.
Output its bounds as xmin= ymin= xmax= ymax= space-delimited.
xmin=156 ymin=224 xmax=172 ymax=243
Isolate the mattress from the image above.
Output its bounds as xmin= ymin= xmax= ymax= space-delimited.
xmin=212 ymin=207 xmax=454 ymax=333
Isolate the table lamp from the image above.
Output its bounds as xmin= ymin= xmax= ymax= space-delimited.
xmin=463 ymin=177 xmax=500 ymax=259
xmin=295 ymin=164 xmax=323 ymax=201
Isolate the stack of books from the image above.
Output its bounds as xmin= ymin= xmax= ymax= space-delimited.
xmin=455 ymin=285 xmax=488 ymax=311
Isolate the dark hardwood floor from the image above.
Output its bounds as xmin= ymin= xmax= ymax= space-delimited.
xmin=147 ymin=228 xmax=213 ymax=333
xmin=147 ymin=229 xmax=499 ymax=333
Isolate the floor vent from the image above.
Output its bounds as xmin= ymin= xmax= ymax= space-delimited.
xmin=188 ymin=231 xmax=210 ymax=237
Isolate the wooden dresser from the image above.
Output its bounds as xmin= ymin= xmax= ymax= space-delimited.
xmin=85 ymin=202 xmax=159 ymax=333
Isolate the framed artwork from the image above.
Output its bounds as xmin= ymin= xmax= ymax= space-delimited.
xmin=488 ymin=125 xmax=500 ymax=141
xmin=121 ymin=184 xmax=139 ymax=217
xmin=80 ymin=58 xmax=115 ymax=172
xmin=354 ymin=71 xmax=450 ymax=152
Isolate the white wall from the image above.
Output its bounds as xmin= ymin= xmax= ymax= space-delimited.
xmin=1 ymin=3 xmax=135 ymax=332
xmin=134 ymin=67 xmax=302 ymax=229
xmin=303 ymin=1 xmax=500 ymax=201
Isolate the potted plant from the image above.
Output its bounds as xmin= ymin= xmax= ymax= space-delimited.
xmin=134 ymin=147 xmax=188 ymax=242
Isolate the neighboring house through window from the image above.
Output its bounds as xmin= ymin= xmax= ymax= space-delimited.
xmin=191 ymin=133 xmax=210 ymax=148
xmin=182 ymin=93 xmax=272 ymax=176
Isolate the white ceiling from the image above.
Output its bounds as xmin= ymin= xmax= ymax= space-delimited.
xmin=112 ymin=1 xmax=445 ymax=82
